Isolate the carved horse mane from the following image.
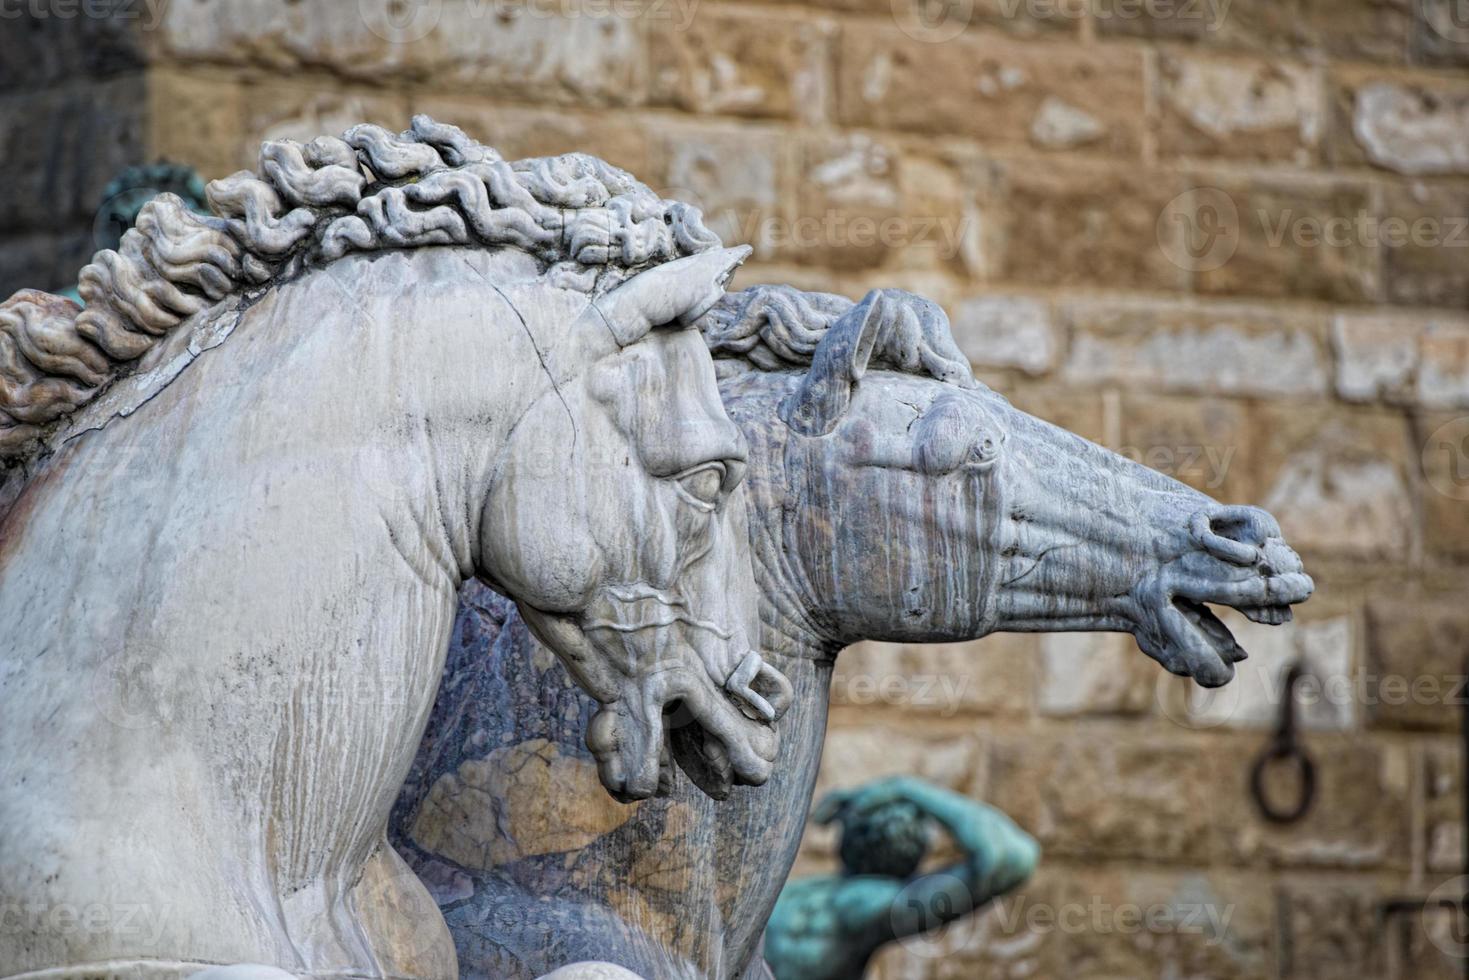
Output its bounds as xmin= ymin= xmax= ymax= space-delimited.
xmin=0 ymin=115 xmax=719 ymax=462
xmin=699 ymin=284 xmax=975 ymax=388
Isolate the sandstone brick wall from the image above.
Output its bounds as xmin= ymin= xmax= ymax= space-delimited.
xmin=5 ymin=1 xmax=1469 ymax=976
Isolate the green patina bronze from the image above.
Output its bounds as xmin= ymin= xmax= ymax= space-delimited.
xmin=60 ymin=162 xmax=208 ymax=303
xmin=764 ymin=776 xmax=1039 ymax=980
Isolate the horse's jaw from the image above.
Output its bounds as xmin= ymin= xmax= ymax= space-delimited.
xmin=988 ymin=400 xmax=1314 ymax=688
xmin=1120 ymin=506 xmax=1314 ymax=687
xmin=515 ymin=598 xmax=792 ymax=804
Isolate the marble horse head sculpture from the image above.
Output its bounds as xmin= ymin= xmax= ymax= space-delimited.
xmin=0 ymin=117 xmax=792 ymax=980
xmin=390 ymin=284 xmax=1314 ymax=979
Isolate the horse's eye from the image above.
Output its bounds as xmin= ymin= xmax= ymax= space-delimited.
xmin=968 ymin=435 xmax=1001 ymax=469
xmin=675 ymin=463 xmax=727 ymax=511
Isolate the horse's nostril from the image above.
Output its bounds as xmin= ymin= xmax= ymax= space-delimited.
xmin=1208 ymin=505 xmax=1281 ymax=546
xmin=725 ymin=652 xmax=794 ymax=723
xmin=726 ymin=651 xmax=778 ymax=722
xmin=1189 ymin=509 xmax=1262 ymax=567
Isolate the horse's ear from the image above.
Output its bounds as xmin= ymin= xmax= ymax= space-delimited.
xmin=779 ymin=290 xmax=884 ymax=436
xmin=594 ymin=246 xmax=752 ymax=347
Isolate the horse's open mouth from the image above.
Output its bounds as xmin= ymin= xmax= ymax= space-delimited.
xmin=667 ymin=656 xmax=792 ymax=800
xmin=1139 ymin=569 xmax=1314 ymax=688
xmin=584 ymin=649 xmax=792 ymax=804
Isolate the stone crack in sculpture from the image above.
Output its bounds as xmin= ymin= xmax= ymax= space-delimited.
xmin=391 ymin=283 xmax=1315 ymax=979
xmin=0 ymin=117 xmax=792 ymax=980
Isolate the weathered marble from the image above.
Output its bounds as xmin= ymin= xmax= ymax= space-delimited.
xmin=0 ymin=118 xmax=786 ymax=979
xmin=392 ymin=284 xmax=1315 ymax=978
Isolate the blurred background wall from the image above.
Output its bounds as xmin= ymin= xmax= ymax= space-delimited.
xmin=4 ymin=0 xmax=1469 ymax=976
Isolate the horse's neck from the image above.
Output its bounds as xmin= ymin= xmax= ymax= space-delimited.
xmin=723 ymin=380 xmax=840 ymax=661
xmin=0 ymin=250 xmax=550 ymax=679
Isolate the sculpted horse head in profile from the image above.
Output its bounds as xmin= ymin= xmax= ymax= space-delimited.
xmin=0 ymin=117 xmax=792 ymax=980
xmin=392 ymin=284 xmax=1313 ymax=978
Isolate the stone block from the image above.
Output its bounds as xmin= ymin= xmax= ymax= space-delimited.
xmin=1328 ymin=70 xmax=1469 ymax=175
xmin=1364 ymin=599 xmax=1469 ymax=732
xmin=1275 ymin=877 xmax=1392 ymax=979
xmin=1002 ymin=384 xmax=1110 ymax=445
xmin=890 ymin=145 xmax=997 ymax=280
xmin=1251 ymin=403 xmax=1414 ymax=561
xmin=835 ymin=26 xmax=1145 ymax=156
xmin=1388 ymin=899 xmax=1469 ymax=979
xmin=996 ymin=161 xmax=1189 ymax=291
xmin=240 ymin=82 xmax=411 ymax=169
xmin=870 ymin=865 xmax=1278 ymax=980
xmin=1235 ymin=736 xmax=1413 ymax=870
xmin=1172 ymin=612 xmax=1357 ymax=733
xmin=1060 ymin=299 xmax=1329 ymax=399
xmin=1422 ymin=742 xmax=1463 ymax=874
xmin=1119 ymin=392 xmax=1254 ymax=499
xmin=401 ymin=0 xmax=653 ymax=105
xmin=1331 ymin=312 xmax=1424 ymax=405
xmin=409 ymin=98 xmax=652 ymax=176
xmin=1332 ymin=312 xmax=1469 ymax=409
xmin=653 ymin=123 xmax=786 ymax=256
xmin=1031 ymin=867 xmax=1277 ymax=980
xmin=153 ymin=0 xmax=400 ymax=76
xmin=786 ymin=132 xmax=902 ymax=271
xmin=1379 ymin=181 xmax=1469 ymax=308
xmin=1419 ymin=324 xmax=1469 ymax=410
xmin=1294 ymin=0 xmax=1414 ymax=63
xmin=1420 ymin=411 xmax=1469 ymax=562
xmin=0 ymin=232 xmax=64 ymax=299
xmin=1413 ymin=0 xmax=1469 ymax=69
xmin=1096 ymin=0 xmax=1411 ymax=65
xmin=649 ymin=9 xmax=833 ymax=122
xmin=816 ymin=723 xmax=984 ymax=799
xmin=1157 ymin=53 xmax=1321 ymax=165
xmin=987 ymin=731 xmax=1410 ymax=869
xmin=0 ymin=7 xmax=148 ymax=91
xmin=158 ymin=0 xmax=650 ymax=106
xmin=147 ymin=68 xmax=248 ymax=179
xmin=1188 ymin=178 xmax=1380 ymax=304
xmin=0 ymin=77 xmax=147 ymax=230
xmin=951 ymin=296 xmax=1057 ymax=376
xmin=832 ymin=634 xmax=1036 ymax=717
xmin=735 ymin=0 xmax=1081 ymax=37
xmin=1037 ymin=632 xmax=1156 ymax=717
xmin=986 ymin=733 xmax=1230 ymax=865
